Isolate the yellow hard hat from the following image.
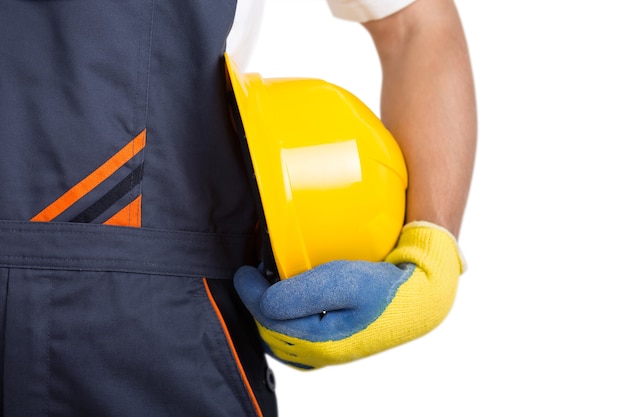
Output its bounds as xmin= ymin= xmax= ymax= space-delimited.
xmin=224 ymin=53 xmax=407 ymax=280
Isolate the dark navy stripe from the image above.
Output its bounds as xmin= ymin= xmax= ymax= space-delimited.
xmin=71 ymin=163 xmax=144 ymax=224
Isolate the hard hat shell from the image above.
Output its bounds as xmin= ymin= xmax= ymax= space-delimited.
xmin=224 ymin=53 xmax=407 ymax=280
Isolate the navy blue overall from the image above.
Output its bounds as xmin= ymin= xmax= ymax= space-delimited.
xmin=0 ymin=1 xmax=277 ymax=416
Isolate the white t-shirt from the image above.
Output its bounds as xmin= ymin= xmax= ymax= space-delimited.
xmin=325 ymin=0 xmax=416 ymax=22
xmin=227 ymin=0 xmax=415 ymax=68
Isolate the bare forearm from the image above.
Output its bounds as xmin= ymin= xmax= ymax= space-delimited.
xmin=364 ymin=0 xmax=476 ymax=238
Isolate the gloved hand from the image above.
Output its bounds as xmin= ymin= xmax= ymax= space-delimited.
xmin=234 ymin=221 xmax=465 ymax=370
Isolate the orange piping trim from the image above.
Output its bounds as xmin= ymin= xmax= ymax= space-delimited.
xmin=203 ymin=278 xmax=264 ymax=417
xmin=31 ymin=130 xmax=146 ymax=222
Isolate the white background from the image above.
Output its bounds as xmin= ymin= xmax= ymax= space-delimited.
xmin=244 ymin=1 xmax=626 ymax=416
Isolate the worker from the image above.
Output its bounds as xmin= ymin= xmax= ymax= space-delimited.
xmin=0 ymin=0 xmax=476 ymax=416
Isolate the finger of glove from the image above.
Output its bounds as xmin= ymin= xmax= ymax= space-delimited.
xmin=261 ymin=332 xmax=317 ymax=370
xmin=260 ymin=262 xmax=357 ymax=320
xmin=257 ymin=262 xmax=415 ymax=343
xmin=233 ymin=265 xmax=271 ymax=319
xmin=233 ymin=265 xmax=346 ymax=341
xmin=261 ymin=260 xmax=405 ymax=320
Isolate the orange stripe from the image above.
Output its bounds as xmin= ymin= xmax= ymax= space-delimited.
xmin=203 ymin=278 xmax=264 ymax=417
xmin=31 ymin=130 xmax=146 ymax=222
xmin=103 ymin=194 xmax=142 ymax=228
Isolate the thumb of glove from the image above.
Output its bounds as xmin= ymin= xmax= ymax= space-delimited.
xmin=233 ymin=265 xmax=272 ymax=319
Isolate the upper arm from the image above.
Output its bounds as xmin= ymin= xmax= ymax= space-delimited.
xmin=362 ymin=0 xmax=468 ymax=63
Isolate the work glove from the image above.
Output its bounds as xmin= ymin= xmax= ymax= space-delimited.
xmin=234 ymin=221 xmax=465 ymax=370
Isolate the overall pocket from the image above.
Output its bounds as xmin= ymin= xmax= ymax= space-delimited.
xmin=1 ymin=268 xmax=270 ymax=417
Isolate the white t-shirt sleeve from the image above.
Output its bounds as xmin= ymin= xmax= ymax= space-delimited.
xmin=326 ymin=0 xmax=416 ymax=22
xmin=226 ymin=0 xmax=266 ymax=70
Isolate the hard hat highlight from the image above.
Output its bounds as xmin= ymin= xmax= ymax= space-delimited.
xmin=224 ymin=53 xmax=407 ymax=280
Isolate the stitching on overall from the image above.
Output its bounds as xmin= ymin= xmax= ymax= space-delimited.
xmin=134 ymin=0 xmax=155 ymax=216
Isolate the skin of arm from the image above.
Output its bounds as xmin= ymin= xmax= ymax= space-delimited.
xmin=363 ymin=0 xmax=477 ymax=238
